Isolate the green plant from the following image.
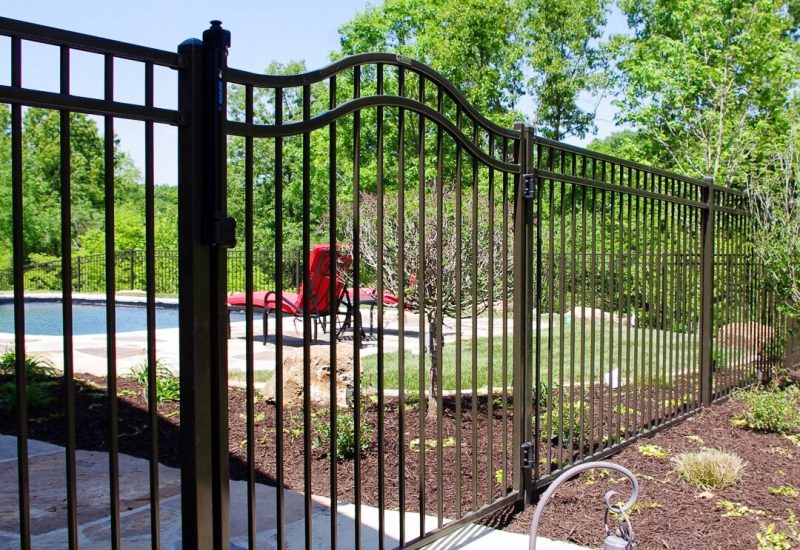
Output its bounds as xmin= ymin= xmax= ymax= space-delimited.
xmin=717 ymin=499 xmax=765 ymax=518
xmin=0 ymin=351 xmax=58 ymax=411
xmin=647 ymin=374 xmax=672 ymax=390
xmin=768 ymin=486 xmax=798 ymax=499
xmin=0 ymin=350 xmax=58 ymax=379
xmin=129 ymin=361 xmax=180 ymax=404
xmin=638 ymin=444 xmax=669 ymax=459
xmin=737 ymin=387 xmax=800 ymax=435
xmin=535 ymin=381 xmax=549 ymax=406
xmin=757 ymin=523 xmax=792 ymax=550
xmin=763 ymin=334 xmax=787 ymax=363
xmin=312 ymin=406 xmax=372 ymax=461
xmin=672 ymin=449 xmax=744 ymax=492
xmin=712 ymin=347 xmax=728 ymax=371
xmin=0 ymin=380 xmax=55 ymax=411
xmin=540 ymin=402 xmax=584 ymax=444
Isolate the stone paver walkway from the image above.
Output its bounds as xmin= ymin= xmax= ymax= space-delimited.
xmin=0 ymin=435 xmax=590 ymax=549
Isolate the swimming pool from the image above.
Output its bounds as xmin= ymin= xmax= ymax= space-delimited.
xmin=0 ymin=300 xmax=180 ymax=336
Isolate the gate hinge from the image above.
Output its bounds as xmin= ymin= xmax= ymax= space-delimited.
xmin=522 ymin=173 xmax=536 ymax=199
xmin=211 ymin=216 xmax=237 ymax=248
xmin=521 ymin=441 xmax=534 ymax=470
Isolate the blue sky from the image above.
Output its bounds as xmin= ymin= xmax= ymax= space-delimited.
xmin=3 ymin=1 xmax=629 ymax=185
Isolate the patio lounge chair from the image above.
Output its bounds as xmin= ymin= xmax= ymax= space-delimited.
xmin=227 ymin=243 xmax=352 ymax=344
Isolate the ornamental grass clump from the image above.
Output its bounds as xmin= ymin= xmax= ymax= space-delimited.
xmin=129 ymin=360 xmax=180 ymax=404
xmin=672 ymin=449 xmax=744 ymax=492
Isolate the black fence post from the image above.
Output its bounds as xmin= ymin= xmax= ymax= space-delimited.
xmin=512 ymin=122 xmax=534 ymax=505
xmin=699 ymin=176 xmax=715 ymax=405
xmin=177 ymin=20 xmax=233 ymax=549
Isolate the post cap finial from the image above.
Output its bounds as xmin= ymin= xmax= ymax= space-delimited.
xmin=203 ymin=20 xmax=231 ymax=49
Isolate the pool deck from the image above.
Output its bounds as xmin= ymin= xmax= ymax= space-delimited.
xmin=0 ymin=292 xmax=514 ymax=379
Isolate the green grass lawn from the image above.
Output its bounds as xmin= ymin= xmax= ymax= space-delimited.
xmin=361 ymin=318 xmax=703 ymax=392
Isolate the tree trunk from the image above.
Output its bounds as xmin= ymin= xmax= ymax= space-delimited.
xmin=427 ymin=316 xmax=439 ymax=419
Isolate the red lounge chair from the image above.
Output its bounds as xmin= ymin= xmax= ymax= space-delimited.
xmin=227 ymin=244 xmax=352 ymax=344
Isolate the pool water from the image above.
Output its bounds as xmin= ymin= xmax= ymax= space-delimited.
xmin=0 ymin=301 xmax=180 ymax=336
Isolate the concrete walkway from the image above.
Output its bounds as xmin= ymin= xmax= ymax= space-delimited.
xmin=0 ymin=435 xmax=590 ymax=550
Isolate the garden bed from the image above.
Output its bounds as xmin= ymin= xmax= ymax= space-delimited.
xmin=495 ymin=395 xmax=800 ymax=549
xmin=1 ymin=373 xmax=798 ymax=549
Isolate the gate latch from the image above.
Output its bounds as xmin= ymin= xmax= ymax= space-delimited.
xmin=521 ymin=442 xmax=534 ymax=470
xmin=522 ymin=173 xmax=536 ymax=199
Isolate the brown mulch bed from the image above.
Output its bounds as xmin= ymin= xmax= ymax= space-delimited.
xmin=2 ymin=374 xmax=799 ymax=549
xmin=498 ymin=397 xmax=800 ymax=549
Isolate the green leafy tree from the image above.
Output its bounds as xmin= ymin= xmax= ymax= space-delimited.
xmin=337 ymin=0 xmax=525 ymax=124
xmin=748 ymin=116 xmax=800 ymax=318
xmin=588 ymin=129 xmax=661 ymax=165
xmin=337 ymin=0 xmax=611 ymax=138
xmin=520 ymin=0 xmax=609 ymax=140
xmin=611 ymin=0 xmax=800 ymax=185
xmin=0 ymin=106 xmax=144 ymax=269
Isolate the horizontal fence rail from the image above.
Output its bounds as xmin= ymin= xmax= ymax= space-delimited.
xmin=0 ymin=16 xmax=788 ymax=550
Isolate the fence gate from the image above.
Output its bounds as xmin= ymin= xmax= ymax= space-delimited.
xmin=0 ymin=16 xmax=786 ymax=550
xmin=214 ymin=25 xmax=538 ymax=549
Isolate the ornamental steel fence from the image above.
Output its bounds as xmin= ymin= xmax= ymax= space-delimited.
xmin=0 ymin=16 xmax=786 ymax=550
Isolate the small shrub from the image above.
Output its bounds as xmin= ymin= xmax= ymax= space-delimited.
xmin=540 ymin=402 xmax=584 ymax=444
xmin=312 ymin=406 xmax=372 ymax=460
xmin=647 ymin=374 xmax=672 ymax=390
xmin=0 ymin=350 xmax=58 ymax=379
xmin=0 ymin=380 xmax=56 ymax=411
xmin=0 ymin=351 xmax=58 ymax=411
xmin=763 ymin=334 xmax=787 ymax=362
xmin=737 ymin=387 xmax=800 ymax=434
xmin=672 ymin=449 xmax=744 ymax=491
xmin=535 ymin=382 xmax=549 ymax=406
xmin=129 ymin=361 xmax=180 ymax=404
xmin=712 ymin=348 xmax=728 ymax=371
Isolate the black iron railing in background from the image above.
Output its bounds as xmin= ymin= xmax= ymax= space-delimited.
xmin=0 ymin=249 xmax=303 ymax=294
xmin=0 ymin=16 xmax=788 ymax=550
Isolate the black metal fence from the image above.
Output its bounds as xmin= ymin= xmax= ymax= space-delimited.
xmin=0 ymin=16 xmax=787 ymax=550
xmin=0 ymin=249 xmax=303 ymax=294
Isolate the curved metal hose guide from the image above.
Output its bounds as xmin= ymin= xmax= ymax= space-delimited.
xmin=528 ymin=461 xmax=639 ymax=550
